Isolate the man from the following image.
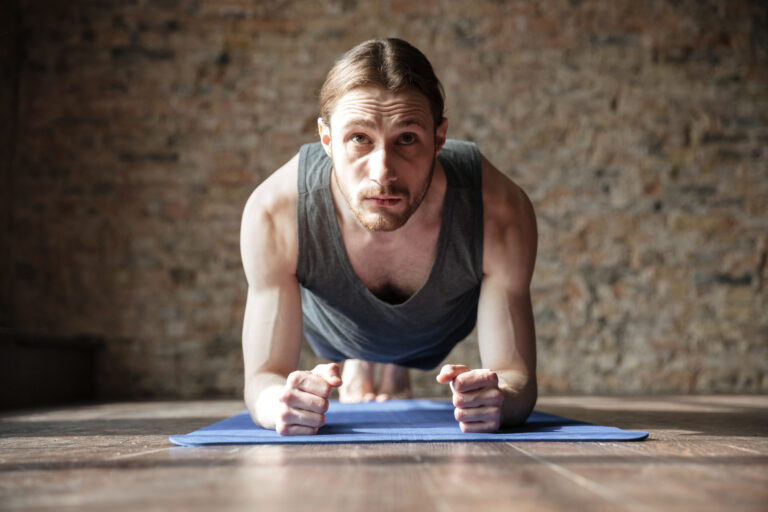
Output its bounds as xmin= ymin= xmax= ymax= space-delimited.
xmin=240 ymin=38 xmax=537 ymax=435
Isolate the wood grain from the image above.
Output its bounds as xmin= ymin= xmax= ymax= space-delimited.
xmin=1 ymin=396 xmax=766 ymax=511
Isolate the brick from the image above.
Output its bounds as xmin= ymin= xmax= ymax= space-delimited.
xmin=3 ymin=0 xmax=766 ymax=399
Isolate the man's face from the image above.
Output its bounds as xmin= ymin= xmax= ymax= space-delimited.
xmin=320 ymin=86 xmax=447 ymax=232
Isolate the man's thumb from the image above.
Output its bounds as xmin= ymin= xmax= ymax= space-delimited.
xmin=436 ymin=364 xmax=470 ymax=384
xmin=313 ymin=362 xmax=342 ymax=387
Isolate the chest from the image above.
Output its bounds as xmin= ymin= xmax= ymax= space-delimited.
xmin=343 ymin=228 xmax=440 ymax=304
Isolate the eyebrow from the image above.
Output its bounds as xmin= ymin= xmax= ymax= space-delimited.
xmin=342 ymin=118 xmax=377 ymax=130
xmin=341 ymin=117 xmax=428 ymax=131
xmin=395 ymin=118 xmax=428 ymax=130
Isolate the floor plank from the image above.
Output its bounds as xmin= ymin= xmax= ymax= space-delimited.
xmin=1 ymin=396 xmax=766 ymax=511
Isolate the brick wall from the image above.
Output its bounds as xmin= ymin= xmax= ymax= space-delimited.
xmin=4 ymin=0 xmax=767 ymax=399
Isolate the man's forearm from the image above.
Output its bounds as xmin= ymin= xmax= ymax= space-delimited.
xmin=496 ymin=369 xmax=537 ymax=427
xmin=244 ymin=372 xmax=287 ymax=430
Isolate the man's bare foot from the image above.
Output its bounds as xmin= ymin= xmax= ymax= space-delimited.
xmin=375 ymin=363 xmax=412 ymax=402
xmin=339 ymin=359 xmax=377 ymax=402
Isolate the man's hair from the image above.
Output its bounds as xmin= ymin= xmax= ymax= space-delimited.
xmin=319 ymin=38 xmax=445 ymax=129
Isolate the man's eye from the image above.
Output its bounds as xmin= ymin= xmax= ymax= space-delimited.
xmin=351 ymin=134 xmax=370 ymax=144
xmin=399 ymin=133 xmax=417 ymax=145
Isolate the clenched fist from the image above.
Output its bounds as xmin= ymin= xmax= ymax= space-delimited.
xmin=276 ymin=363 xmax=342 ymax=435
xmin=436 ymin=364 xmax=504 ymax=433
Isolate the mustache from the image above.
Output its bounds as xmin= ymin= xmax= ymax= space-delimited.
xmin=359 ymin=184 xmax=409 ymax=198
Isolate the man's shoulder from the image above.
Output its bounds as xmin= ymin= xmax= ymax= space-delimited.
xmin=479 ymin=154 xmax=537 ymax=278
xmin=241 ymin=153 xmax=300 ymax=279
xmin=244 ymin=152 xmax=300 ymax=223
xmin=480 ymin=155 xmax=535 ymax=228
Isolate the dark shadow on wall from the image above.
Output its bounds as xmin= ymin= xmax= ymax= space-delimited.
xmin=0 ymin=1 xmax=20 ymax=329
xmin=0 ymin=331 xmax=103 ymax=409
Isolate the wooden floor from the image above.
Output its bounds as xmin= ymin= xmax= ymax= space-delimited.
xmin=1 ymin=395 xmax=766 ymax=511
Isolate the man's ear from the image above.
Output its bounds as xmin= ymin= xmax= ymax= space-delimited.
xmin=318 ymin=118 xmax=332 ymax=157
xmin=434 ymin=117 xmax=448 ymax=157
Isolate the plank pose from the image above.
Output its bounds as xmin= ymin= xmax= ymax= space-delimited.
xmin=240 ymin=38 xmax=538 ymax=435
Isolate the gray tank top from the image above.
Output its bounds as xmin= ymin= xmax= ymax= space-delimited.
xmin=296 ymin=140 xmax=483 ymax=370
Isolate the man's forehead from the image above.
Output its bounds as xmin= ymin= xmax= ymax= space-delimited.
xmin=331 ymin=86 xmax=432 ymax=126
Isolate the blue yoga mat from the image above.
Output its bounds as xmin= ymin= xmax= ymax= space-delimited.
xmin=169 ymin=400 xmax=648 ymax=446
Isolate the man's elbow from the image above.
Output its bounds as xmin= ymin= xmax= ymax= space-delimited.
xmin=501 ymin=380 xmax=537 ymax=427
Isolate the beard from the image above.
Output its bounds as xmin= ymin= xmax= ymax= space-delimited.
xmin=333 ymin=156 xmax=436 ymax=232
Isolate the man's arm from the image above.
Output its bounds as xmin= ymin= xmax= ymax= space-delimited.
xmin=240 ymin=154 xmax=341 ymax=435
xmin=477 ymin=154 xmax=538 ymax=425
xmin=437 ymin=154 xmax=538 ymax=430
xmin=475 ymin=264 xmax=537 ymax=427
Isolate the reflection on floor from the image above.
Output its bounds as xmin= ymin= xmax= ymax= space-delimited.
xmin=1 ymin=395 xmax=766 ymax=511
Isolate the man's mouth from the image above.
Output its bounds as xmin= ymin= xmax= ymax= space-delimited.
xmin=366 ymin=196 xmax=402 ymax=207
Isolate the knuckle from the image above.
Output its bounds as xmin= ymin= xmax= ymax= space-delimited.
xmin=306 ymin=413 xmax=321 ymax=428
xmin=275 ymin=421 xmax=289 ymax=436
xmin=278 ymin=407 xmax=293 ymax=424
xmin=286 ymin=372 xmax=303 ymax=387
xmin=279 ymin=388 xmax=294 ymax=404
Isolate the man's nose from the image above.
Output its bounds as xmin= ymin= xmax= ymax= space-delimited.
xmin=368 ymin=147 xmax=397 ymax=185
